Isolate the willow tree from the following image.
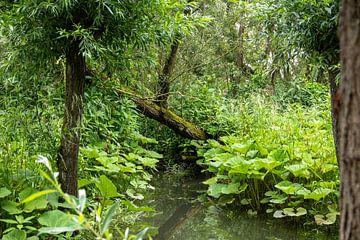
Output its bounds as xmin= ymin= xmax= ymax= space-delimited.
xmin=1 ymin=0 xmax=186 ymax=196
xmin=258 ymin=0 xmax=340 ymax=160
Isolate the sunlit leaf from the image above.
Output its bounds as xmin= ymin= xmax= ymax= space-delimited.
xmin=275 ymin=181 xmax=302 ymax=195
xmin=2 ymin=229 xmax=26 ymax=240
xmin=0 ymin=187 xmax=11 ymax=198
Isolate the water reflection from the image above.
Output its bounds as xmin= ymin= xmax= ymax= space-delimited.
xmin=147 ymin=174 xmax=337 ymax=240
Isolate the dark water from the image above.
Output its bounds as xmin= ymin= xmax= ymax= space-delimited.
xmin=146 ymin=174 xmax=338 ymax=240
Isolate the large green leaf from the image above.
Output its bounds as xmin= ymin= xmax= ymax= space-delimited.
xmin=137 ymin=156 xmax=158 ymax=168
xmin=1 ymin=200 xmax=22 ymax=214
xmin=315 ymin=213 xmax=337 ymax=225
xmin=0 ymin=187 xmax=11 ymax=198
xmin=208 ymin=183 xmax=227 ymax=198
xmin=207 ymin=182 xmax=247 ymax=198
xmin=2 ymin=229 xmax=26 ymax=240
xmin=231 ymin=140 xmax=255 ymax=154
xmin=275 ymin=181 xmax=303 ymax=195
xmin=284 ymin=164 xmax=311 ymax=178
xmin=95 ymin=175 xmax=121 ymax=198
xmin=37 ymin=210 xmax=82 ymax=234
xmin=303 ymin=188 xmax=332 ymax=201
xmin=251 ymin=158 xmax=282 ymax=171
xmin=24 ymin=195 xmax=48 ymax=212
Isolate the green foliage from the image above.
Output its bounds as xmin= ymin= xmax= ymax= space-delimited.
xmin=193 ymin=95 xmax=338 ymax=225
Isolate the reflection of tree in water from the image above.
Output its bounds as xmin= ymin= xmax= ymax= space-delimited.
xmin=146 ymin=174 xmax=337 ymax=240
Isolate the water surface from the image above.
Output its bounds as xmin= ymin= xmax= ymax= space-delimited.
xmin=146 ymin=174 xmax=338 ymax=240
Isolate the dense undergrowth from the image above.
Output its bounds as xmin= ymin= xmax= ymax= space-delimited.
xmin=141 ymin=67 xmax=339 ymax=227
xmin=0 ymin=0 xmax=339 ymax=238
xmin=0 ymin=79 xmax=161 ymax=239
xmin=0 ymin=72 xmax=339 ymax=239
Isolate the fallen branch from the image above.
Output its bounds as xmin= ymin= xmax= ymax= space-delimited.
xmin=114 ymin=88 xmax=209 ymax=140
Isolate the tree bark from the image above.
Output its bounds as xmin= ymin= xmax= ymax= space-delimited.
xmin=339 ymin=0 xmax=360 ymax=239
xmin=58 ymin=41 xmax=86 ymax=196
xmin=133 ymin=96 xmax=208 ymax=140
xmin=156 ymin=39 xmax=180 ymax=108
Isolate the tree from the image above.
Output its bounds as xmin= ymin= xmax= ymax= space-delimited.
xmin=258 ymin=0 xmax=340 ymax=160
xmin=338 ymin=0 xmax=360 ymax=238
xmin=1 ymin=0 xmax=186 ymax=196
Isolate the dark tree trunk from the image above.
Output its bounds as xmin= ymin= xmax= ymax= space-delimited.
xmin=58 ymin=41 xmax=86 ymax=196
xmin=339 ymin=0 xmax=360 ymax=239
xmin=328 ymin=60 xmax=340 ymax=163
xmin=156 ymin=40 xmax=180 ymax=108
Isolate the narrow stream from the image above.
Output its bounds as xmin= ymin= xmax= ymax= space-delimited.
xmin=145 ymin=173 xmax=338 ymax=240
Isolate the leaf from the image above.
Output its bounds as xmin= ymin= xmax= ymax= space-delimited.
xmin=231 ymin=140 xmax=255 ymax=153
xmin=283 ymin=207 xmax=307 ymax=216
xmin=303 ymin=188 xmax=332 ymax=201
xmin=221 ymin=183 xmax=240 ymax=194
xmin=81 ymin=147 xmax=99 ymax=159
xmin=240 ymin=199 xmax=251 ymax=205
xmin=218 ymin=195 xmax=235 ymax=205
xmin=37 ymin=227 xmax=82 ymax=235
xmin=246 ymin=150 xmax=259 ymax=159
xmin=37 ymin=210 xmax=82 ymax=234
xmin=137 ymin=157 xmax=158 ymax=168
xmin=0 ymin=219 xmax=18 ymax=224
xmin=268 ymin=149 xmax=288 ymax=162
xmin=2 ymin=229 xmax=26 ymax=240
xmin=101 ymin=203 xmax=118 ymax=235
xmin=24 ymin=195 xmax=48 ymax=212
xmin=95 ymin=175 xmax=120 ymax=198
xmin=18 ymin=188 xmax=34 ymax=202
xmin=207 ymin=183 xmax=226 ymax=198
xmin=78 ymin=189 xmax=86 ymax=212
xmin=121 ymin=200 xmax=154 ymax=212
xmin=134 ymin=228 xmax=149 ymax=240
xmin=78 ymin=179 xmax=93 ymax=188
xmin=0 ymin=187 xmax=11 ymax=198
xmin=1 ymin=200 xmax=22 ymax=214
xmin=251 ymin=158 xmax=282 ymax=171
xmin=315 ymin=213 xmax=337 ymax=225
xmin=126 ymin=189 xmax=144 ymax=200
xmin=36 ymin=155 xmax=52 ymax=171
xmin=273 ymin=210 xmax=286 ymax=218
xmin=21 ymin=189 xmax=57 ymax=203
xmin=284 ymin=164 xmax=310 ymax=178
xmin=203 ymin=177 xmax=217 ymax=185
xmin=275 ymin=181 xmax=302 ymax=195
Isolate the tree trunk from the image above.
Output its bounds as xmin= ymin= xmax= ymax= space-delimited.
xmin=339 ymin=0 xmax=360 ymax=239
xmin=115 ymin=88 xmax=209 ymax=140
xmin=235 ymin=23 xmax=244 ymax=70
xmin=156 ymin=40 xmax=180 ymax=108
xmin=133 ymin=96 xmax=208 ymax=140
xmin=58 ymin=41 xmax=86 ymax=196
xmin=328 ymin=61 xmax=340 ymax=163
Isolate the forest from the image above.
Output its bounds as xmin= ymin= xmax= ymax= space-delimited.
xmin=0 ymin=0 xmax=359 ymax=239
